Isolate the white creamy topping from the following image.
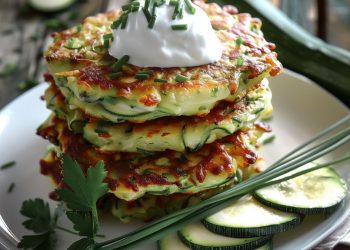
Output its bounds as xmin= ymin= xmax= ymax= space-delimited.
xmin=109 ymin=1 xmax=223 ymax=68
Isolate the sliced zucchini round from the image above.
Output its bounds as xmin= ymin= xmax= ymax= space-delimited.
xmin=203 ymin=195 xmax=303 ymax=238
xmin=253 ymin=167 xmax=347 ymax=214
xmin=29 ymin=0 xmax=75 ymax=12
xmin=178 ymin=222 xmax=271 ymax=250
xmin=158 ymin=233 xmax=273 ymax=250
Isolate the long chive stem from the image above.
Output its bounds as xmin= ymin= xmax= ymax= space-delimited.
xmin=261 ymin=155 xmax=350 ymax=188
xmin=95 ymin=115 xmax=350 ymax=250
xmin=272 ymin=114 xmax=350 ymax=166
xmin=148 ymin=14 xmax=157 ymax=29
xmin=175 ymin=74 xmax=188 ymax=82
xmin=268 ymin=125 xmax=350 ymax=172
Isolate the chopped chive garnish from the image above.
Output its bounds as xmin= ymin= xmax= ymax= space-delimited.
xmin=151 ymin=4 xmax=157 ymax=15
xmin=103 ymin=33 xmax=113 ymax=40
xmin=103 ymin=33 xmax=114 ymax=48
xmin=262 ymin=135 xmax=276 ymax=145
xmin=131 ymin=5 xmax=140 ymax=12
xmin=109 ymin=72 xmax=123 ymax=79
xmin=111 ymin=19 xmax=122 ymax=29
xmin=1 ymin=161 xmax=16 ymax=170
xmin=142 ymin=7 xmax=152 ymax=22
xmin=7 ymin=183 xmax=15 ymax=193
xmin=236 ymin=56 xmax=244 ymax=66
xmin=122 ymin=1 xmax=140 ymax=11
xmin=110 ymin=55 xmax=130 ymax=71
xmin=184 ymin=0 xmax=196 ymax=14
xmin=154 ymin=78 xmax=168 ymax=83
xmin=172 ymin=0 xmax=180 ymax=19
xmin=145 ymin=0 xmax=151 ymax=9
xmin=138 ymin=70 xmax=154 ymax=75
xmin=121 ymin=14 xmax=129 ymax=29
xmin=236 ymin=37 xmax=243 ymax=45
xmin=135 ymin=73 xmax=150 ymax=80
xmin=155 ymin=0 xmax=166 ymax=7
xmin=171 ymin=24 xmax=188 ymax=30
xmin=175 ymin=74 xmax=188 ymax=82
xmin=76 ymin=24 xmax=82 ymax=33
xmin=178 ymin=5 xmax=184 ymax=19
xmin=148 ymin=15 xmax=157 ymax=29
xmin=170 ymin=0 xmax=178 ymax=6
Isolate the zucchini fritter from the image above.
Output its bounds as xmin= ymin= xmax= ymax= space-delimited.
xmin=38 ymin=119 xmax=268 ymax=201
xmin=45 ymin=77 xmax=272 ymax=152
xmin=45 ymin=1 xmax=281 ymax=123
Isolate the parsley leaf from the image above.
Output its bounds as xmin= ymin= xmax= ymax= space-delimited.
xmin=20 ymin=199 xmax=52 ymax=233
xmin=18 ymin=199 xmax=61 ymax=250
xmin=66 ymin=211 xmax=95 ymax=237
xmin=57 ymin=155 xmax=108 ymax=245
xmin=18 ymin=155 xmax=108 ymax=250
xmin=18 ymin=232 xmax=56 ymax=250
xmin=68 ymin=238 xmax=95 ymax=250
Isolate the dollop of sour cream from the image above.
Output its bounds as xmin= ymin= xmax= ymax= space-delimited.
xmin=109 ymin=1 xmax=223 ymax=68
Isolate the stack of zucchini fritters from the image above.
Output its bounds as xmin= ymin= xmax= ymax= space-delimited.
xmin=37 ymin=1 xmax=282 ymax=222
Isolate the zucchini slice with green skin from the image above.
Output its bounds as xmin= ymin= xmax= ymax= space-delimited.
xmin=158 ymin=232 xmax=273 ymax=250
xmin=253 ymin=167 xmax=347 ymax=214
xmin=178 ymin=222 xmax=271 ymax=250
xmin=29 ymin=0 xmax=75 ymax=12
xmin=203 ymin=195 xmax=302 ymax=238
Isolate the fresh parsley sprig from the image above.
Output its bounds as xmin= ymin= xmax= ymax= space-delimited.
xmin=57 ymin=155 xmax=108 ymax=249
xmin=17 ymin=199 xmax=63 ymax=249
xmin=18 ymin=155 xmax=108 ymax=250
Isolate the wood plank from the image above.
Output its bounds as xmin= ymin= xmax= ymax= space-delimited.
xmin=0 ymin=0 xmax=108 ymax=109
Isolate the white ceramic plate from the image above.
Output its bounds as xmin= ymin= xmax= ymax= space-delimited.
xmin=0 ymin=70 xmax=349 ymax=250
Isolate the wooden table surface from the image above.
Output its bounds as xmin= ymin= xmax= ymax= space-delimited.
xmin=0 ymin=0 xmax=108 ymax=108
xmin=0 ymin=0 xmax=349 ymax=249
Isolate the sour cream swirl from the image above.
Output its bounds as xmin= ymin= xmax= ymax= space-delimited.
xmin=109 ymin=0 xmax=223 ymax=68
